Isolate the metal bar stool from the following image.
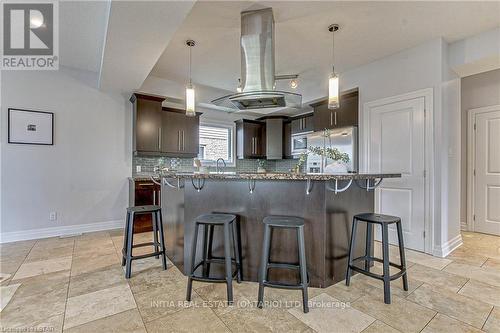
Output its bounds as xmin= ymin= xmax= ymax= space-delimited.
xmin=186 ymin=213 xmax=242 ymax=304
xmin=345 ymin=213 xmax=408 ymax=304
xmin=258 ymin=216 xmax=309 ymax=313
xmin=122 ymin=205 xmax=167 ymax=279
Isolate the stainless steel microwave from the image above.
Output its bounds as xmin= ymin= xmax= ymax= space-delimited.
xmin=291 ymin=132 xmax=311 ymax=156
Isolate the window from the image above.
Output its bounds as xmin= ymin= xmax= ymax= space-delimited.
xmin=198 ymin=123 xmax=234 ymax=165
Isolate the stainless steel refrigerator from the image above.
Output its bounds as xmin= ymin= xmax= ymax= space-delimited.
xmin=306 ymin=126 xmax=358 ymax=173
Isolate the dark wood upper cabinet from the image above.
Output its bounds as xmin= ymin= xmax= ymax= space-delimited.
xmin=283 ymin=120 xmax=292 ymax=159
xmin=161 ymin=107 xmax=200 ymax=157
xmin=131 ymin=93 xmax=200 ymax=157
xmin=236 ymin=119 xmax=266 ymax=159
xmin=291 ymin=113 xmax=314 ymax=134
xmin=181 ymin=112 xmax=200 ymax=155
xmin=131 ymin=93 xmax=165 ymax=153
xmin=312 ymin=89 xmax=359 ymax=131
xmin=161 ymin=110 xmax=185 ymax=154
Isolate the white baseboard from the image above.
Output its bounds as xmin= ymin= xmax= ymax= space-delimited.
xmin=433 ymin=234 xmax=463 ymax=258
xmin=460 ymin=221 xmax=468 ymax=231
xmin=0 ymin=220 xmax=124 ymax=244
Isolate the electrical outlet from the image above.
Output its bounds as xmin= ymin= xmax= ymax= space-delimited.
xmin=136 ymin=165 xmax=141 ymax=173
xmin=49 ymin=212 xmax=57 ymax=221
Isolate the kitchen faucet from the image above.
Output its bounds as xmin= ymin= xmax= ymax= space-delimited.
xmin=216 ymin=158 xmax=226 ymax=173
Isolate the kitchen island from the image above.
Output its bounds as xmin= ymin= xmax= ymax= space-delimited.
xmin=160 ymin=172 xmax=400 ymax=288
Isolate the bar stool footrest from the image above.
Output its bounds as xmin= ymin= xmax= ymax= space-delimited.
xmin=122 ymin=249 xmax=163 ymax=260
xmin=206 ymin=256 xmax=239 ymax=264
xmin=267 ymin=262 xmax=300 ymax=270
xmin=349 ymin=260 xmax=407 ymax=281
xmin=263 ymin=280 xmax=308 ymax=290
xmin=352 ymin=255 xmax=405 ymax=270
xmin=191 ymin=261 xmax=240 ymax=280
xmin=132 ymin=241 xmax=161 ymax=249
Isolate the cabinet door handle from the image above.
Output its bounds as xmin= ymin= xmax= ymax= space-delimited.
xmin=182 ymin=131 xmax=185 ymax=151
xmin=178 ymin=131 xmax=181 ymax=150
xmin=158 ymin=128 xmax=162 ymax=150
xmin=153 ymin=191 xmax=156 ymax=205
xmin=330 ymin=112 xmax=333 ymax=126
xmin=334 ymin=112 xmax=337 ymax=126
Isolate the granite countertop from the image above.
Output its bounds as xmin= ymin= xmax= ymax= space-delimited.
xmin=130 ymin=174 xmax=161 ymax=182
xmin=156 ymin=171 xmax=401 ymax=181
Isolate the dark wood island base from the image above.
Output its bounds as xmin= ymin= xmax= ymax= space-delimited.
xmin=161 ymin=173 xmax=400 ymax=288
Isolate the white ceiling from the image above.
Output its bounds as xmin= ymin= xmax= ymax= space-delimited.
xmin=151 ymin=1 xmax=500 ymax=105
xmin=59 ymin=1 xmax=110 ymax=73
xmin=98 ymin=1 xmax=195 ymax=93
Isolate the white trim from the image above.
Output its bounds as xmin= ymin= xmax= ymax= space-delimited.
xmin=0 ymin=220 xmax=123 ymax=244
xmin=466 ymin=104 xmax=500 ymax=233
xmin=433 ymin=234 xmax=463 ymax=258
xmin=460 ymin=220 xmax=469 ymax=231
xmin=362 ymin=88 xmax=434 ymax=254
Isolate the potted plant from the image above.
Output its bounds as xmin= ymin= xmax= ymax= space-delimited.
xmin=292 ymin=152 xmax=308 ymax=174
xmin=309 ymin=146 xmax=350 ymax=173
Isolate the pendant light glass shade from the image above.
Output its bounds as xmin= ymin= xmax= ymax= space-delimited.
xmin=328 ymin=24 xmax=340 ymax=110
xmin=185 ymin=40 xmax=196 ymax=117
xmin=186 ymin=83 xmax=196 ymax=117
xmin=328 ymin=72 xmax=339 ymax=109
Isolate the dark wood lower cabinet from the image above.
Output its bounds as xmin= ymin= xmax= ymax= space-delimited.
xmin=129 ymin=180 xmax=161 ymax=233
xmin=161 ymin=179 xmax=373 ymax=288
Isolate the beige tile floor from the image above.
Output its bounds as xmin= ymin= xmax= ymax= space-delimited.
xmin=1 ymin=230 xmax=499 ymax=333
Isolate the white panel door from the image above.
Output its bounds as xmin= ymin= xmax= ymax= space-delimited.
xmin=474 ymin=109 xmax=500 ymax=236
xmin=369 ymin=97 xmax=426 ymax=251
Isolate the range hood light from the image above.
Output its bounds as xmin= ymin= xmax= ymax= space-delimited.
xmin=328 ymin=24 xmax=340 ymax=110
xmin=290 ymin=78 xmax=298 ymax=89
xmin=185 ymin=40 xmax=196 ymax=117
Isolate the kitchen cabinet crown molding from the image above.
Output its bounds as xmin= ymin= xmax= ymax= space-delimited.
xmin=130 ymin=92 xmax=167 ymax=103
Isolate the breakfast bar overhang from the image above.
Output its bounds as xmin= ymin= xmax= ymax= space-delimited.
xmin=160 ymin=172 xmax=400 ymax=288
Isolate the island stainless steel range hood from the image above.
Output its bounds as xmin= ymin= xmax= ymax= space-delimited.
xmin=211 ymin=8 xmax=302 ymax=112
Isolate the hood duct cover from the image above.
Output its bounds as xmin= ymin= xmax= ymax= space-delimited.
xmin=211 ymin=8 xmax=302 ymax=112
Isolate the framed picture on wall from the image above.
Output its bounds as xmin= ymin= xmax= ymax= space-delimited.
xmin=8 ymin=108 xmax=54 ymax=145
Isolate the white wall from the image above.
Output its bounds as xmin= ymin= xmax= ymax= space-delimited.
xmin=338 ymin=38 xmax=462 ymax=255
xmin=1 ymin=67 xmax=131 ymax=242
xmin=449 ymin=27 xmax=500 ymax=77
xmin=461 ymin=69 xmax=500 ymax=226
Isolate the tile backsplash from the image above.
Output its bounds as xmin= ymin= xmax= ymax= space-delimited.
xmin=132 ymin=156 xmax=300 ymax=175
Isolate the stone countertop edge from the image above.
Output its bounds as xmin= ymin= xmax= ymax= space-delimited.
xmin=153 ymin=172 xmax=401 ymax=181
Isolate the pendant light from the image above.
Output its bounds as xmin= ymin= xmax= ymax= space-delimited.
xmin=185 ymin=40 xmax=196 ymax=117
xmin=328 ymin=24 xmax=340 ymax=110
